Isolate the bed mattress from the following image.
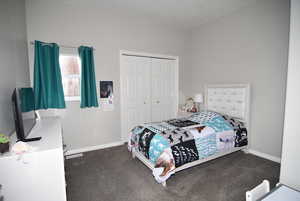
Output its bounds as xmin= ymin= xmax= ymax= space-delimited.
xmin=129 ymin=111 xmax=248 ymax=182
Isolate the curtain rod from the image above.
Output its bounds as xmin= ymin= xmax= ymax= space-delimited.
xmin=29 ymin=41 xmax=96 ymax=50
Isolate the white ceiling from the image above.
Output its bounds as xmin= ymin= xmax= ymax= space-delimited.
xmin=80 ymin=0 xmax=259 ymax=31
xmin=58 ymin=0 xmax=259 ymax=31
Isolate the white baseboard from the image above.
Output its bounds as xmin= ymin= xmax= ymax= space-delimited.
xmin=65 ymin=142 xmax=281 ymax=164
xmin=248 ymin=149 xmax=281 ymax=163
xmin=65 ymin=141 xmax=125 ymax=156
xmin=65 ymin=153 xmax=83 ymax=159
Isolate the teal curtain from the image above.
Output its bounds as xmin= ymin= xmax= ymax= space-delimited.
xmin=33 ymin=40 xmax=66 ymax=110
xmin=78 ymin=46 xmax=99 ymax=108
xmin=19 ymin=88 xmax=35 ymax=112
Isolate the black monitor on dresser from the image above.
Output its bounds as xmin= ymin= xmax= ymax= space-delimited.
xmin=11 ymin=88 xmax=41 ymax=142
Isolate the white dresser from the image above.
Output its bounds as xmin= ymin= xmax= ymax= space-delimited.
xmin=0 ymin=117 xmax=66 ymax=201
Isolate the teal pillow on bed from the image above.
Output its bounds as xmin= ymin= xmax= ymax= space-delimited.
xmin=203 ymin=116 xmax=233 ymax=132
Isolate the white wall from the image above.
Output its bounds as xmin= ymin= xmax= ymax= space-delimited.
xmin=185 ymin=0 xmax=290 ymax=158
xmin=25 ymin=0 xmax=189 ymax=150
xmin=0 ymin=0 xmax=30 ymax=135
xmin=280 ymin=0 xmax=300 ymax=190
xmin=25 ymin=0 xmax=290 ymax=157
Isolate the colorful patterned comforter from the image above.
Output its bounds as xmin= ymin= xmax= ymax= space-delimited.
xmin=128 ymin=111 xmax=247 ymax=181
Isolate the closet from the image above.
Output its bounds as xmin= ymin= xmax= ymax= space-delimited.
xmin=120 ymin=52 xmax=178 ymax=141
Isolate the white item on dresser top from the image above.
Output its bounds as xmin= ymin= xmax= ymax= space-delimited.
xmin=11 ymin=141 xmax=37 ymax=155
xmin=0 ymin=117 xmax=66 ymax=201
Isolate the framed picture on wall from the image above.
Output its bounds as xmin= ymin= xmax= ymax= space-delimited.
xmin=100 ymin=81 xmax=114 ymax=111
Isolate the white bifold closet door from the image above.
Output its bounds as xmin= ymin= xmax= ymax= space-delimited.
xmin=151 ymin=58 xmax=176 ymax=122
xmin=122 ymin=56 xmax=152 ymax=131
xmin=121 ymin=54 xmax=177 ymax=141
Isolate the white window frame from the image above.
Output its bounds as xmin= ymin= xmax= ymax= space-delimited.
xmin=59 ymin=54 xmax=81 ymax=102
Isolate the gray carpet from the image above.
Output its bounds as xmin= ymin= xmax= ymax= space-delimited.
xmin=65 ymin=145 xmax=280 ymax=201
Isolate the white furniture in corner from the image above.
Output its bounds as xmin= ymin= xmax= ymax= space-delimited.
xmin=280 ymin=0 xmax=300 ymax=191
xmin=257 ymin=184 xmax=300 ymax=201
xmin=246 ymin=180 xmax=270 ymax=201
xmin=0 ymin=117 xmax=66 ymax=201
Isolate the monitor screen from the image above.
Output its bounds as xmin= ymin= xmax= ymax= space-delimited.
xmin=22 ymin=111 xmax=36 ymax=138
xmin=19 ymin=88 xmax=36 ymax=138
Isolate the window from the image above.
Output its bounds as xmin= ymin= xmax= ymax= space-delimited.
xmin=59 ymin=55 xmax=81 ymax=101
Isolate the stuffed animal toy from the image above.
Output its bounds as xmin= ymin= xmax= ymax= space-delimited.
xmin=0 ymin=134 xmax=9 ymax=154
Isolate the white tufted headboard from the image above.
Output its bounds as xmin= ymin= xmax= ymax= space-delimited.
xmin=204 ymin=84 xmax=250 ymax=126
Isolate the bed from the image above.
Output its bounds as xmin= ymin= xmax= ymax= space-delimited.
xmin=128 ymin=84 xmax=250 ymax=187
